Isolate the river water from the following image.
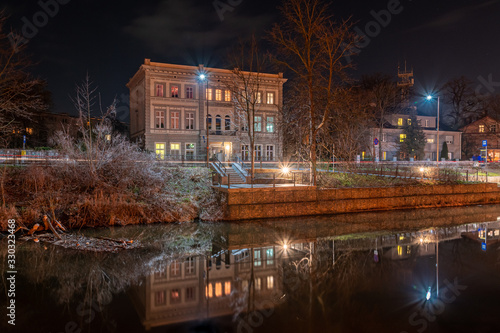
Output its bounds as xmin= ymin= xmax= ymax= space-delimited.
xmin=2 ymin=205 xmax=500 ymax=333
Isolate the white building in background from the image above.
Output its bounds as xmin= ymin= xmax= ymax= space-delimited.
xmin=370 ymin=114 xmax=462 ymax=161
xmin=127 ymin=60 xmax=286 ymax=162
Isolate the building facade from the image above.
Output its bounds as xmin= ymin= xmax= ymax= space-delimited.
xmin=127 ymin=60 xmax=286 ymax=162
xmin=461 ymin=116 xmax=500 ymax=161
xmin=370 ymin=114 xmax=462 ymax=161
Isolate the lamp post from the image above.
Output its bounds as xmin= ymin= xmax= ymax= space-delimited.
xmin=426 ymin=95 xmax=440 ymax=162
xmin=200 ymin=74 xmax=209 ymax=166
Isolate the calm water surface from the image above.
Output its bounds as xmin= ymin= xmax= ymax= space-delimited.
xmin=2 ymin=205 xmax=500 ymax=333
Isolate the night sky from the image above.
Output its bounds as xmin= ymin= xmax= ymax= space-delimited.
xmin=3 ymin=0 xmax=500 ymax=121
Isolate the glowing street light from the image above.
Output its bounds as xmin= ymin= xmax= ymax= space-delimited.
xmin=426 ymin=95 xmax=440 ymax=163
xmin=199 ymin=73 xmax=209 ymax=166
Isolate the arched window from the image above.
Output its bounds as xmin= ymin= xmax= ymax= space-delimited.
xmin=225 ymin=115 xmax=231 ymax=131
xmin=216 ymin=115 xmax=222 ymax=133
xmin=207 ymin=115 xmax=212 ymax=130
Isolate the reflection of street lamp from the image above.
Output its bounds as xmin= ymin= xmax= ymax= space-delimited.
xmin=199 ymin=73 xmax=209 ymax=166
xmin=426 ymin=95 xmax=440 ymax=162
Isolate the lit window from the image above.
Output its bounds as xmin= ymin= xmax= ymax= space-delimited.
xmin=215 ymin=282 xmax=222 ymax=297
xmin=206 ymin=88 xmax=213 ymax=100
xmin=267 ymin=276 xmax=274 ymax=289
xmin=382 ymin=151 xmax=386 ymax=160
xmin=256 ymin=92 xmax=262 ymax=104
xmin=25 ymin=128 xmax=33 ymax=135
xmin=170 ymin=143 xmax=180 ymax=156
xmin=206 ymin=283 xmax=213 ymax=298
xmin=397 ymin=245 xmax=403 ymax=256
xmin=225 ymin=90 xmax=231 ymax=101
xmin=155 ymin=143 xmax=165 ymax=160
xmin=427 ymin=138 xmax=434 ymax=143
xmin=479 ymin=125 xmax=485 ymax=132
xmin=266 ymin=92 xmax=274 ymax=104
xmin=397 ymin=118 xmax=403 ymax=126
xmin=407 ymin=118 xmax=411 ymax=125
xmin=224 ymin=281 xmax=231 ymax=295
xmin=266 ymin=248 xmax=274 ymax=265
xmin=215 ymin=89 xmax=222 ymax=101
xmin=186 ymin=86 xmax=193 ymax=99
xmin=266 ymin=116 xmax=274 ymax=133
xmin=399 ymin=134 xmax=406 ymax=142
xmin=171 ymin=85 xmax=179 ymax=98
xmin=171 ymin=289 xmax=181 ymax=303
xmin=254 ymin=116 xmax=262 ymax=132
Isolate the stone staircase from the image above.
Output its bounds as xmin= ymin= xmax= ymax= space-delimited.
xmin=225 ymin=164 xmax=246 ymax=184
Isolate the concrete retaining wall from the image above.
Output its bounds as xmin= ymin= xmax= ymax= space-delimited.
xmin=219 ymin=183 xmax=500 ymax=220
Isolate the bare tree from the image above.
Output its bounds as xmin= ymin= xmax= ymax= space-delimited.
xmin=360 ymin=73 xmax=401 ymax=158
xmin=269 ymin=0 xmax=358 ymax=184
xmin=442 ymin=76 xmax=482 ymax=129
xmin=0 ymin=12 xmax=48 ymax=147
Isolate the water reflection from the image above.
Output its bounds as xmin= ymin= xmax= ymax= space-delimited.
xmin=2 ymin=205 xmax=500 ymax=332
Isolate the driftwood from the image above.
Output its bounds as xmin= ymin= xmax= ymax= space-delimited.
xmin=43 ymin=215 xmax=62 ymax=240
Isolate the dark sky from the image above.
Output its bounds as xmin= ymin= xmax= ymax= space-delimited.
xmin=3 ymin=0 xmax=500 ymax=121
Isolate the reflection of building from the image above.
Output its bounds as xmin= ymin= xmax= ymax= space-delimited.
xmin=126 ymin=60 xmax=286 ymax=161
xmin=129 ymin=246 xmax=282 ymax=330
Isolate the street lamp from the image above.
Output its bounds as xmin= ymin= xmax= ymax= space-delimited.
xmin=199 ymin=73 xmax=209 ymax=166
xmin=426 ymin=95 xmax=440 ymax=163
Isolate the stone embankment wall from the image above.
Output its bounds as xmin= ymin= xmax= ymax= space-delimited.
xmin=219 ymin=183 xmax=500 ymax=220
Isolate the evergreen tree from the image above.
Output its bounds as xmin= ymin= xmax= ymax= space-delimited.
xmin=441 ymin=141 xmax=449 ymax=160
xmin=398 ymin=115 xmax=427 ymax=160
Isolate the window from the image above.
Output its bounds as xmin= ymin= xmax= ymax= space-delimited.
xmin=206 ymin=283 xmax=213 ymax=298
xmin=208 ymin=115 xmax=212 ymax=130
xmin=266 ymin=116 xmax=274 ymax=133
xmin=25 ymin=128 xmax=33 ymax=135
xmin=427 ymin=138 xmax=434 ymax=143
xmin=254 ymin=116 xmax=262 ymax=132
xmin=155 ymin=84 xmax=164 ymax=97
xmin=224 ymin=281 xmax=231 ymax=295
xmin=382 ymin=133 xmax=387 ymax=142
xmin=215 ymin=115 xmax=222 ymax=131
xmin=479 ymin=125 xmax=485 ymax=132
xmin=215 ymin=89 xmax=222 ymax=101
xmin=256 ymin=92 xmax=262 ymax=104
xmin=241 ymin=145 xmax=249 ymax=161
xmin=267 ymin=276 xmax=274 ymax=289
xmin=154 ymin=291 xmax=166 ymax=306
xmin=206 ymin=88 xmax=213 ymax=100
xmin=185 ymin=143 xmax=195 ymax=159
xmin=170 ymin=260 xmax=181 ymax=277
xmin=255 ymin=277 xmax=262 ymax=291
xmin=215 ymin=282 xmax=222 ymax=297
xmin=254 ymin=249 xmax=262 ymax=267
xmin=266 ymin=248 xmax=274 ymax=265
xmin=407 ymin=118 xmax=411 ymax=125
xmin=225 ymin=90 xmax=231 ymax=102
xmin=170 ymin=111 xmax=180 ymax=129
xmin=399 ymin=134 xmax=406 ymax=142
xmin=185 ymin=257 xmax=195 ymax=275
xmin=225 ymin=115 xmax=231 ymax=131
xmin=186 ymin=86 xmax=193 ymax=99
xmin=170 ymin=143 xmax=180 ymax=156
xmin=445 ymin=136 xmax=453 ymax=144
xmin=170 ymin=289 xmax=181 ymax=304
xmin=397 ymin=118 xmax=403 ymax=126
xmin=171 ymin=85 xmax=179 ymax=98
xmin=266 ymin=145 xmax=274 ymax=161
xmin=155 ymin=109 xmax=165 ymax=128
xmin=186 ymin=287 xmax=196 ymax=302
xmin=382 ymin=151 xmax=386 ymax=160
xmin=185 ymin=112 xmax=195 ymax=130
xmin=266 ymin=92 xmax=274 ymax=104
xmin=255 ymin=145 xmax=262 ymax=161
xmin=155 ymin=143 xmax=165 ymax=160
xmin=425 ymin=119 xmax=429 ymax=127
xmin=490 ymin=124 xmax=496 ymax=132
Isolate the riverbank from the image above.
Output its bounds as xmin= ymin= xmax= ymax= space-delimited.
xmin=219 ymin=182 xmax=500 ymax=220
